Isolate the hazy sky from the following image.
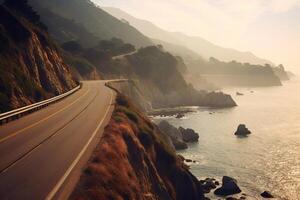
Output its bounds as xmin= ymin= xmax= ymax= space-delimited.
xmin=94 ymin=0 xmax=300 ymax=71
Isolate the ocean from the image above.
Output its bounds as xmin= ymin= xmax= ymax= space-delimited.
xmin=155 ymin=78 xmax=300 ymax=199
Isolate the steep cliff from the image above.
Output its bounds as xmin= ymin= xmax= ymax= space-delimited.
xmin=108 ymin=46 xmax=237 ymax=108
xmin=29 ymin=0 xmax=153 ymax=48
xmin=188 ymin=58 xmax=282 ymax=87
xmin=0 ymin=1 xmax=77 ymax=112
xmin=70 ymin=94 xmax=206 ymax=200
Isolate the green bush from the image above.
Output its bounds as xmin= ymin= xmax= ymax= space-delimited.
xmin=116 ymin=106 xmax=139 ymax=123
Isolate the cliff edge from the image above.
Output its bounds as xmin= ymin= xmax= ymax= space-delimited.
xmin=70 ymin=94 xmax=206 ymax=200
xmin=0 ymin=1 xmax=77 ymax=112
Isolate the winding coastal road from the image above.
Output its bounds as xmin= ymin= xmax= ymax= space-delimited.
xmin=0 ymin=81 xmax=115 ymax=200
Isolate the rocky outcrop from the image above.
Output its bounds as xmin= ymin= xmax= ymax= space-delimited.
xmin=261 ymin=191 xmax=274 ymax=198
xmin=214 ymin=176 xmax=242 ymax=196
xmin=235 ymin=124 xmax=251 ymax=136
xmin=107 ymin=80 xmax=153 ymax=112
xmin=273 ymin=65 xmax=289 ymax=81
xmin=198 ymin=91 xmax=237 ymax=108
xmin=157 ymin=120 xmax=200 ymax=150
xmin=178 ymin=127 xmax=199 ymax=142
xmin=158 ymin=120 xmax=188 ymax=150
xmin=199 ymin=178 xmax=219 ymax=193
xmin=0 ymin=3 xmax=76 ymax=112
xmin=70 ymin=94 xmax=206 ymax=200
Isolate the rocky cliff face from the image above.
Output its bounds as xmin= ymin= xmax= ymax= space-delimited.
xmin=107 ymin=46 xmax=237 ymax=109
xmin=71 ymin=94 xmax=206 ymax=200
xmin=0 ymin=2 xmax=77 ymax=112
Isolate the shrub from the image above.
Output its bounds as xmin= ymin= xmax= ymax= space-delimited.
xmin=116 ymin=106 xmax=139 ymax=123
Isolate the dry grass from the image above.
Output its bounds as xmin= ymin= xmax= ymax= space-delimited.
xmin=70 ymin=94 xmax=205 ymax=200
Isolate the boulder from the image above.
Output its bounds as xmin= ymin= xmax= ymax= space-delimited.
xmin=234 ymin=124 xmax=251 ymax=136
xmin=214 ymin=176 xmax=241 ymax=196
xmin=158 ymin=120 xmax=187 ymax=150
xmin=179 ymin=127 xmax=199 ymax=142
xmin=173 ymin=140 xmax=188 ymax=150
xmin=199 ymin=178 xmax=217 ymax=193
xmin=175 ymin=113 xmax=185 ymax=119
xmin=261 ymin=191 xmax=274 ymax=198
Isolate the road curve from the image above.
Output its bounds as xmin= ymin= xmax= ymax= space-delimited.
xmin=0 ymin=81 xmax=116 ymax=200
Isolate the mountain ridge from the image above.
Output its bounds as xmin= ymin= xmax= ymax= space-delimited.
xmin=103 ymin=6 xmax=273 ymax=65
xmin=29 ymin=0 xmax=153 ymax=48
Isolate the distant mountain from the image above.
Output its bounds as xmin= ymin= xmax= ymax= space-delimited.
xmin=103 ymin=7 xmax=273 ymax=65
xmin=29 ymin=2 xmax=101 ymax=48
xmin=29 ymin=0 xmax=153 ymax=48
xmin=189 ymin=58 xmax=282 ymax=87
xmin=0 ymin=1 xmax=76 ymax=112
xmin=152 ymin=38 xmax=201 ymax=61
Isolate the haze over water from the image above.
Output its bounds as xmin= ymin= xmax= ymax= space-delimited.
xmin=164 ymin=78 xmax=300 ymax=199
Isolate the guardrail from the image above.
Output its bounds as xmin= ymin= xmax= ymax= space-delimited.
xmin=0 ymin=84 xmax=81 ymax=125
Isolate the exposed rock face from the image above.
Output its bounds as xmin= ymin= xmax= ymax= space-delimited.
xmin=261 ymin=191 xmax=274 ymax=198
xmin=107 ymin=80 xmax=153 ymax=112
xmin=157 ymin=120 xmax=200 ymax=150
xmin=235 ymin=124 xmax=251 ymax=136
xmin=0 ymin=3 xmax=76 ymax=112
xmin=199 ymin=178 xmax=218 ymax=194
xmin=214 ymin=176 xmax=242 ymax=196
xmin=199 ymin=91 xmax=237 ymax=108
xmin=71 ymin=94 xmax=206 ymax=200
xmin=158 ymin=120 xmax=188 ymax=150
xmin=179 ymin=127 xmax=199 ymax=142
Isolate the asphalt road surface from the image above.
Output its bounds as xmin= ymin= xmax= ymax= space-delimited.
xmin=0 ymin=81 xmax=115 ymax=200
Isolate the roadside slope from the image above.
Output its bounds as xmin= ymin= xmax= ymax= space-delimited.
xmin=0 ymin=1 xmax=77 ymax=112
xmin=70 ymin=94 xmax=206 ymax=200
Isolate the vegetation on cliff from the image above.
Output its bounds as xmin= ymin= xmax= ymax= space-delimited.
xmin=0 ymin=0 xmax=76 ymax=112
xmin=70 ymin=94 xmax=206 ymax=200
xmin=107 ymin=46 xmax=237 ymax=108
xmin=29 ymin=0 xmax=153 ymax=48
xmin=187 ymin=57 xmax=284 ymax=87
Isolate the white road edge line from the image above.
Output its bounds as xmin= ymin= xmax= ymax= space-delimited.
xmin=46 ymin=89 xmax=114 ymax=200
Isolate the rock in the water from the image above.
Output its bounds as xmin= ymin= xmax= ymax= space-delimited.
xmin=261 ymin=191 xmax=274 ymax=198
xmin=158 ymin=120 xmax=188 ymax=150
xmin=234 ymin=124 xmax=251 ymax=136
xmin=173 ymin=140 xmax=188 ymax=150
xmin=175 ymin=113 xmax=185 ymax=119
xmin=179 ymin=127 xmax=199 ymax=142
xmin=199 ymin=178 xmax=217 ymax=193
xmin=214 ymin=176 xmax=241 ymax=196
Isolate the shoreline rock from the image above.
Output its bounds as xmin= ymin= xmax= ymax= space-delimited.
xmin=261 ymin=191 xmax=274 ymax=198
xmin=157 ymin=120 xmax=199 ymax=150
xmin=234 ymin=124 xmax=251 ymax=136
xmin=214 ymin=176 xmax=242 ymax=196
xmin=158 ymin=120 xmax=188 ymax=150
xmin=179 ymin=127 xmax=199 ymax=142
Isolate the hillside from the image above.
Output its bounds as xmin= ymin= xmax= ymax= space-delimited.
xmin=0 ymin=0 xmax=77 ymax=112
xmin=70 ymin=94 xmax=206 ymax=200
xmin=188 ymin=58 xmax=282 ymax=87
xmin=106 ymin=46 xmax=237 ymax=108
xmin=29 ymin=0 xmax=153 ymax=48
xmin=103 ymin=7 xmax=273 ymax=66
xmin=29 ymin=2 xmax=100 ymax=48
